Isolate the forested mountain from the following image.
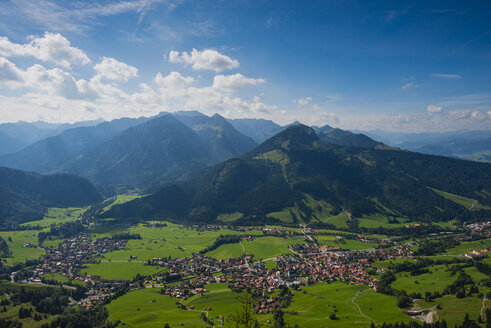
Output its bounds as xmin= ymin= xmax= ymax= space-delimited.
xmin=0 ymin=167 xmax=101 ymax=226
xmin=0 ymin=117 xmax=149 ymax=172
xmin=104 ymin=125 xmax=491 ymax=224
xmin=0 ymin=120 xmax=103 ymax=156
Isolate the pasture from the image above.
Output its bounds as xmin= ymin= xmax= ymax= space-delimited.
xmin=0 ymin=230 xmax=46 ymax=264
xmin=391 ymin=265 xmax=455 ymax=294
xmin=284 ymin=281 xmax=411 ymax=327
xmin=81 ymin=261 xmax=164 ymax=280
xmin=22 ymin=207 xmax=86 ymax=227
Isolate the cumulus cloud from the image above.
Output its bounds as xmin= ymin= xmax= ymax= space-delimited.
xmin=212 ymin=73 xmax=264 ymax=92
xmin=0 ymin=59 xmax=97 ymax=100
xmin=0 ymin=32 xmax=90 ymax=68
xmin=427 ymin=104 xmax=443 ymax=113
xmin=154 ymin=71 xmax=194 ymax=88
xmin=93 ymin=57 xmax=138 ymax=82
xmin=169 ymin=49 xmax=239 ymax=72
xmin=297 ymin=96 xmax=312 ymax=106
xmin=0 ymin=57 xmax=23 ymax=81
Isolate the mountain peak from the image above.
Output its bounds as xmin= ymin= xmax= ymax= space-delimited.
xmin=249 ymin=124 xmax=319 ymax=156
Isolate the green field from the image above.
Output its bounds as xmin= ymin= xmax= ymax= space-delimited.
xmin=432 ymin=188 xmax=491 ymax=210
xmin=445 ymin=238 xmax=491 ymax=255
xmin=416 ymin=295 xmax=488 ymax=327
xmin=391 ymin=265 xmax=455 ymax=294
xmin=102 ymin=195 xmax=143 ymax=212
xmin=217 ymin=212 xmax=243 ymax=222
xmin=284 ymin=282 xmax=412 ymax=327
xmin=320 ymin=211 xmax=349 ymax=228
xmin=22 ymin=207 xmax=86 ymax=227
xmin=206 ymin=242 xmax=245 ymax=260
xmin=81 ymin=261 xmax=164 ymax=280
xmin=0 ymin=230 xmax=46 ymax=264
xmin=358 ymin=214 xmax=413 ymax=229
xmin=107 ymin=288 xmax=205 ymax=327
xmin=206 ymin=236 xmax=304 ymax=260
xmin=317 ymin=237 xmax=377 ymax=250
xmin=94 ymin=224 xmax=263 ymax=261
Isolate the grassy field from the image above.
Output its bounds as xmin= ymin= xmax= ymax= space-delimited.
xmin=0 ymin=230 xmax=46 ymax=264
xmin=432 ymin=188 xmax=491 ymax=210
xmin=445 ymin=238 xmax=491 ymax=255
xmin=206 ymin=242 xmax=245 ymax=260
xmin=81 ymin=262 xmax=164 ymax=280
xmin=102 ymin=195 xmax=143 ymax=212
xmin=317 ymin=237 xmax=377 ymax=250
xmin=107 ymin=288 xmax=205 ymax=327
xmin=358 ymin=214 xmax=414 ymax=229
xmin=416 ymin=295 xmax=487 ymax=327
xmin=284 ymin=282 xmax=412 ymax=327
xmin=242 ymin=236 xmax=304 ymax=260
xmin=320 ymin=211 xmax=349 ymax=228
xmin=391 ymin=265 xmax=455 ymax=294
xmin=22 ymin=207 xmax=86 ymax=227
xmin=206 ymin=236 xmax=304 ymax=260
xmin=217 ymin=212 xmax=243 ymax=223
xmin=0 ymin=299 xmax=58 ymax=328
xmin=93 ymin=224 xmax=263 ymax=261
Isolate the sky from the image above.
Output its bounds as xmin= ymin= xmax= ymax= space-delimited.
xmin=0 ymin=0 xmax=490 ymax=132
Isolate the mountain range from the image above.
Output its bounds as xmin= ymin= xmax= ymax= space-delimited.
xmin=362 ymin=129 xmax=491 ymax=162
xmin=103 ymin=125 xmax=491 ymax=225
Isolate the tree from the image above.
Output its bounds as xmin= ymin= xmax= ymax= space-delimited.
xmin=230 ymin=292 xmax=255 ymax=328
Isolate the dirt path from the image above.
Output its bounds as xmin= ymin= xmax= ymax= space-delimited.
xmin=469 ymin=200 xmax=477 ymax=210
xmin=351 ymin=289 xmax=373 ymax=323
xmin=240 ymin=242 xmax=250 ymax=270
xmin=481 ymin=296 xmax=488 ymax=322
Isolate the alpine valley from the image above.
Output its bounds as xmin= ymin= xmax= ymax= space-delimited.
xmin=0 ymin=111 xmax=490 ymax=328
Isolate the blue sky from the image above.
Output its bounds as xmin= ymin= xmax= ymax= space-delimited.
xmin=0 ymin=0 xmax=490 ymax=132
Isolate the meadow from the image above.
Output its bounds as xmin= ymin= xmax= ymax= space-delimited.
xmin=0 ymin=230 xmax=46 ymax=264
xmin=81 ymin=261 xmax=164 ymax=280
xmin=416 ymin=295 xmax=487 ymax=327
xmin=316 ymin=236 xmax=377 ymax=250
xmin=391 ymin=265 xmax=456 ymax=294
xmin=206 ymin=235 xmax=304 ymax=260
xmin=22 ymin=207 xmax=86 ymax=227
xmin=284 ymin=281 xmax=412 ymax=328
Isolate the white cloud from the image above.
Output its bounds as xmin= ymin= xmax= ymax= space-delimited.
xmin=169 ymin=49 xmax=239 ymax=72
xmin=93 ymin=57 xmax=138 ymax=82
xmin=0 ymin=32 xmax=90 ymax=68
xmin=0 ymin=57 xmax=23 ymax=81
xmin=4 ymin=0 xmax=175 ymax=32
xmin=212 ymin=73 xmax=264 ymax=92
xmin=154 ymin=71 xmax=194 ymax=88
xmin=430 ymin=73 xmax=462 ymax=79
xmin=402 ymin=82 xmax=416 ymax=90
xmin=488 ymin=110 xmax=491 ymax=119
xmin=427 ymin=104 xmax=443 ymax=113
xmin=297 ymin=96 xmax=312 ymax=106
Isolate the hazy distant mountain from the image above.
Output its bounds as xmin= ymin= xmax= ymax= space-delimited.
xmin=105 ymin=125 xmax=491 ymax=224
xmin=173 ymin=113 xmax=257 ymax=160
xmin=228 ymin=118 xmax=283 ymax=143
xmin=0 ymin=119 xmax=103 ymax=156
xmin=361 ymin=130 xmax=491 ymax=162
xmin=315 ymin=125 xmax=385 ymax=149
xmin=0 ymin=117 xmax=150 ymax=172
xmin=0 ymin=167 xmax=101 ymax=226
xmin=0 ymin=113 xmax=258 ymax=190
